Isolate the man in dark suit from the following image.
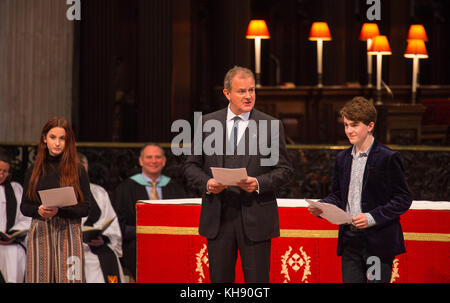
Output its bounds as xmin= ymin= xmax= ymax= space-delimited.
xmin=184 ymin=66 xmax=292 ymax=283
xmin=308 ymin=96 xmax=412 ymax=283
xmin=114 ymin=143 xmax=186 ymax=280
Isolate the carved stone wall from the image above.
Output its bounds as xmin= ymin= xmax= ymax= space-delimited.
xmin=1 ymin=144 xmax=448 ymax=202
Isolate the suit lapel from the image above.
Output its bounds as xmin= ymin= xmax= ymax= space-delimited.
xmin=218 ymin=108 xmax=227 ymax=168
xmin=362 ymin=139 xmax=379 ymax=193
xmin=342 ymin=150 xmax=353 ymax=206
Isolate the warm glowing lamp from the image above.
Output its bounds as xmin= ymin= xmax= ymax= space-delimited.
xmin=407 ymin=24 xmax=428 ymax=41
xmin=359 ymin=23 xmax=380 ymax=87
xmin=404 ymin=39 xmax=428 ymax=104
xmin=368 ymin=35 xmax=392 ymax=105
xmin=246 ymin=20 xmax=271 ymax=87
xmin=309 ymin=22 xmax=332 ymax=87
xmin=407 ymin=24 xmax=428 ymax=88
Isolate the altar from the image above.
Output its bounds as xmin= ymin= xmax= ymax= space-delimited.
xmin=136 ymin=199 xmax=450 ymax=283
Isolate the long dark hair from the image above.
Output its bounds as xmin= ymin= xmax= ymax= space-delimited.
xmin=26 ymin=117 xmax=84 ymax=204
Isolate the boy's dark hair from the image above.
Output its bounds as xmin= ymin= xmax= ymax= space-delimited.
xmin=340 ymin=96 xmax=377 ymax=126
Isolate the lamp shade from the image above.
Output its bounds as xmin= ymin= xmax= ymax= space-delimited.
xmin=407 ymin=24 xmax=428 ymax=42
xmin=359 ymin=23 xmax=380 ymax=41
xmin=308 ymin=22 xmax=332 ymax=41
xmin=368 ymin=35 xmax=392 ymax=55
xmin=246 ymin=20 xmax=270 ymax=39
xmin=404 ymin=39 xmax=429 ymax=59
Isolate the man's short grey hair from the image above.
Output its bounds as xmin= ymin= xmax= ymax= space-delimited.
xmin=140 ymin=143 xmax=165 ymax=158
xmin=223 ymin=66 xmax=255 ymax=91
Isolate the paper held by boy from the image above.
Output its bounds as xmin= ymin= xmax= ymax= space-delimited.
xmin=306 ymin=199 xmax=352 ymax=225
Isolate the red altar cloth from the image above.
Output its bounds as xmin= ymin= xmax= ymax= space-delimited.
xmin=136 ymin=200 xmax=450 ymax=283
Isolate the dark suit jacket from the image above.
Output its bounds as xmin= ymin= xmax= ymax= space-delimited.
xmin=113 ymin=177 xmax=187 ymax=240
xmin=321 ymin=139 xmax=412 ymax=259
xmin=184 ymin=107 xmax=293 ymax=242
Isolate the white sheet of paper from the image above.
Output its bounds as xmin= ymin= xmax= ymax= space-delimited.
xmin=306 ymin=199 xmax=352 ymax=225
xmin=211 ymin=167 xmax=248 ymax=186
xmin=38 ymin=186 xmax=78 ymax=208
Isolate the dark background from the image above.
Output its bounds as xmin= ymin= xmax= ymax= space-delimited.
xmin=72 ymin=0 xmax=450 ymax=143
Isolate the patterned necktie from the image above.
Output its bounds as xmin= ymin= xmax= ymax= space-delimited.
xmin=150 ymin=181 xmax=159 ymax=200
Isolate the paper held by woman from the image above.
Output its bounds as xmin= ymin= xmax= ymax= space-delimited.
xmin=38 ymin=186 xmax=78 ymax=208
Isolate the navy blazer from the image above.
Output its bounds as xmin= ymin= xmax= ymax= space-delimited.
xmin=321 ymin=139 xmax=412 ymax=259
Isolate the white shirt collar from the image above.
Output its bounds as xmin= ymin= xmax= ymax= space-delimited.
xmin=226 ymin=105 xmax=250 ymax=122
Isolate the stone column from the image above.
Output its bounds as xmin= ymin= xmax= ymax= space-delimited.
xmin=0 ymin=0 xmax=74 ymax=142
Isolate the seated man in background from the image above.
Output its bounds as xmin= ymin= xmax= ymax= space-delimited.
xmin=78 ymin=152 xmax=125 ymax=283
xmin=0 ymin=150 xmax=31 ymax=283
xmin=113 ymin=143 xmax=186 ymax=280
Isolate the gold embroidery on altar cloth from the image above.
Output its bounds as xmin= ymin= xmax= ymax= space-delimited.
xmin=281 ymin=246 xmax=311 ymax=283
xmin=195 ymin=244 xmax=209 ymax=283
xmin=390 ymin=258 xmax=400 ymax=283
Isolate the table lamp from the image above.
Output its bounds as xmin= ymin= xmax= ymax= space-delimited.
xmin=368 ymin=35 xmax=392 ymax=105
xmin=407 ymin=24 xmax=428 ymax=88
xmin=404 ymin=39 xmax=428 ymax=104
xmin=308 ymin=22 xmax=332 ymax=87
xmin=359 ymin=23 xmax=380 ymax=87
xmin=246 ymin=20 xmax=271 ymax=87
xmin=407 ymin=24 xmax=428 ymax=41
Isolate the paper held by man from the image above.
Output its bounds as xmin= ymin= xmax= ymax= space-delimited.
xmin=306 ymin=199 xmax=352 ymax=225
xmin=211 ymin=167 xmax=248 ymax=186
xmin=38 ymin=186 xmax=78 ymax=208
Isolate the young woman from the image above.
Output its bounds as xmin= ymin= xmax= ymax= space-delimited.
xmin=20 ymin=117 xmax=91 ymax=283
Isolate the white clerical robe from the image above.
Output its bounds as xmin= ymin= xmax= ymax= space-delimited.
xmin=82 ymin=183 xmax=125 ymax=283
xmin=0 ymin=182 xmax=31 ymax=283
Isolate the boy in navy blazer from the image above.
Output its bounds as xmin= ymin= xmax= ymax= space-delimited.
xmin=309 ymin=96 xmax=412 ymax=283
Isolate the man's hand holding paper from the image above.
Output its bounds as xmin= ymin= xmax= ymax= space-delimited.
xmin=210 ymin=167 xmax=248 ymax=186
xmin=209 ymin=168 xmax=259 ymax=194
xmin=236 ymin=176 xmax=259 ymax=193
xmin=207 ymin=178 xmax=228 ymax=194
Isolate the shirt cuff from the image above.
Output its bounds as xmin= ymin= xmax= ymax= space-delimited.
xmin=365 ymin=213 xmax=376 ymax=227
xmin=255 ymin=178 xmax=260 ymax=194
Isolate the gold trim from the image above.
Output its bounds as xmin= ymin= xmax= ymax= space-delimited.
xmin=136 ymin=226 xmax=450 ymax=242
xmin=137 ymin=225 xmax=199 ymax=235
xmin=280 ymin=229 xmax=338 ymax=238
xmin=1 ymin=142 xmax=450 ymax=152
xmin=403 ymin=232 xmax=450 ymax=242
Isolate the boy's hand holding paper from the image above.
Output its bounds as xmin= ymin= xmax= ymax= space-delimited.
xmin=306 ymin=199 xmax=352 ymax=225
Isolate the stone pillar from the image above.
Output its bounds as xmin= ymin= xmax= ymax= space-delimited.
xmin=0 ymin=0 xmax=74 ymax=142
